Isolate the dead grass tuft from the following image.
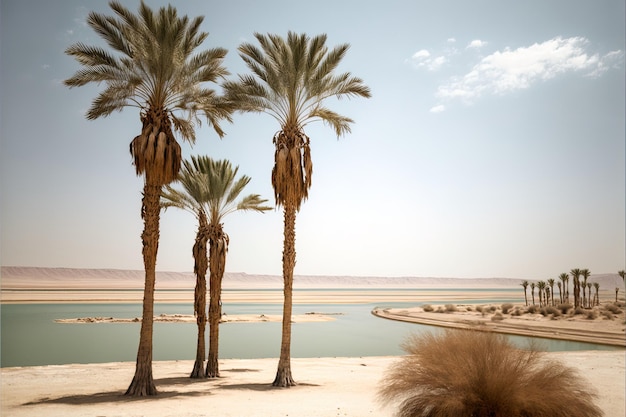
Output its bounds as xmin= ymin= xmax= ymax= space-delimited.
xmin=378 ymin=330 xmax=602 ymax=417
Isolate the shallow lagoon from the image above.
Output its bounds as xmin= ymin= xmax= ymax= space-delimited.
xmin=1 ymin=294 xmax=620 ymax=367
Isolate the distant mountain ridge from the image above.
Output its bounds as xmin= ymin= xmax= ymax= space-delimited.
xmin=2 ymin=266 xmax=623 ymax=290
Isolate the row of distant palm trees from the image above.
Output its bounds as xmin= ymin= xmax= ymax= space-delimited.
xmin=521 ymin=269 xmax=626 ymax=308
xmin=64 ymin=2 xmax=370 ymax=396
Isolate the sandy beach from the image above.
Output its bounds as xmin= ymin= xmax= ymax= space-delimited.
xmin=1 ymin=267 xmax=625 ymax=416
xmin=1 ymin=353 xmax=624 ymax=417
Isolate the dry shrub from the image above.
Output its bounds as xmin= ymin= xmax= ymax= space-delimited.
xmin=526 ymin=305 xmax=538 ymax=314
xmin=475 ymin=305 xmax=484 ymax=312
xmin=574 ymin=306 xmax=585 ymax=315
xmin=585 ymin=309 xmax=598 ymax=320
xmin=378 ymin=330 xmax=601 ymax=417
xmin=511 ymin=307 xmax=523 ymax=316
xmin=545 ymin=306 xmax=560 ymax=317
xmin=605 ymin=303 xmax=622 ymax=314
xmin=444 ymin=304 xmax=457 ymax=312
xmin=501 ymin=303 xmax=514 ymax=314
xmin=491 ymin=312 xmax=504 ymax=321
xmin=488 ymin=305 xmax=497 ymax=312
xmin=601 ymin=310 xmax=614 ymax=320
xmin=558 ymin=303 xmax=572 ymax=314
xmin=422 ymin=304 xmax=434 ymax=312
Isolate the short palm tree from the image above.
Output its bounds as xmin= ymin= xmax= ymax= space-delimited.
xmin=536 ymin=281 xmax=546 ymax=307
xmin=162 ymin=156 xmax=272 ymax=378
xmin=520 ymin=280 xmax=529 ymax=306
xmin=225 ymin=31 xmax=371 ymax=386
xmin=530 ymin=282 xmax=536 ymax=306
xmin=571 ymin=268 xmax=582 ymax=309
xmin=64 ymin=1 xmax=231 ymax=395
xmin=581 ymin=268 xmax=591 ymax=308
xmin=592 ymin=282 xmax=600 ymax=306
xmin=559 ymin=273 xmax=569 ymax=304
xmin=547 ymin=278 xmax=556 ymax=306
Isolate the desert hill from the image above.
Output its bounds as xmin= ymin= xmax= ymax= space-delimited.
xmin=1 ymin=266 xmax=623 ymax=290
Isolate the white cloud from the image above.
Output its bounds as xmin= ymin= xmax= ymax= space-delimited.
xmin=436 ymin=36 xmax=622 ymax=102
xmin=447 ymin=38 xmax=456 ymax=43
xmin=412 ymin=49 xmax=430 ymax=59
xmin=429 ymin=104 xmax=446 ymax=113
xmin=467 ymin=39 xmax=487 ymax=49
xmin=410 ymin=49 xmax=447 ymax=71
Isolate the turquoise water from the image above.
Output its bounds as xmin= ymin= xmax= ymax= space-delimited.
xmin=1 ymin=298 xmax=620 ymax=367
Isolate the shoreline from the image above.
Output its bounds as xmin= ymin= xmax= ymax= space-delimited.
xmin=373 ymin=303 xmax=626 ymax=347
xmin=2 ymin=354 xmax=624 ymax=417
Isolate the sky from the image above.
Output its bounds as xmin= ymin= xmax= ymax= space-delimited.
xmin=1 ymin=0 xmax=624 ymax=280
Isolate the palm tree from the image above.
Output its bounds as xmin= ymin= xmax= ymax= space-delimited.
xmin=520 ymin=280 xmax=529 ymax=306
xmin=547 ymin=278 xmax=556 ymax=306
xmin=64 ymin=1 xmax=231 ymax=396
xmin=580 ymin=269 xmax=591 ymax=308
xmin=619 ymin=270 xmax=625 ymax=301
xmin=530 ymin=282 xmax=536 ymax=306
xmin=557 ymin=281 xmax=563 ymax=304
xmin=537 ymin=281 xmax=546 ymax=307
xmin=559 ymin=273 xmax=569 ymax=304
xmin=591 ymin=282 xmax=599 ymax=306
xmin=162 ymin=156 xmax=272 ymax=378
xmin=225 ymin=32 xmax=371 ymax=387
xmin=570 ymin=268 xmax=582 ymax=309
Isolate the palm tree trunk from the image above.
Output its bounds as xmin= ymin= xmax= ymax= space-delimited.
xmin=190 ymin=220 xmax=208 ymax=378
xmin=273 ymin=205 xmax=297 ymax=387
xmin=125 ymin=182 xmax=160 ymax=396
xmin=206 ymin=234 xmax=226 ymax=378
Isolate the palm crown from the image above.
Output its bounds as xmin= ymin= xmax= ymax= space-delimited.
xmin=161 ymin=155 xmax=272 ymax=222
xmin=224 ymin=31 xmax=371 ymax=209
xmin=65 ymin=0 xmax=231 ymax=184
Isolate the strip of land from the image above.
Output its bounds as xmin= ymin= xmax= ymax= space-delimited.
xmin=54 ymin=312 xmax=340 ymax=324
xmin=373 ymin=303 xmax=626 ymax=347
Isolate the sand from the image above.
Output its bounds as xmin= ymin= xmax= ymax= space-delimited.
xmin=2 ymin=268 xmax=625 ymax=416
xmin=2 ymin=353 xmax=625 ymax=417
xmin=374 ymin=303 xmax=626 ymax=347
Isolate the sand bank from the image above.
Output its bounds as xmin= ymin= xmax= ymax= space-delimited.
xmin=54 ymin=312 xmax=340 ymax=324
xmin=1 ymin=353 xmax=623 ymax=417
xmin=374 ymin=303 xmax=626 ymax=347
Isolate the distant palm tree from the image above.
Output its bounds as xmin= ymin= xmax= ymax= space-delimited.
xmin=162 ymin=156 xmax=272 ymax=378
xmin=225 ymin=31 xmax=371 ymax=387
xmin=580 ymin=269 xmax=591 ymax=308
xmin=557 ymin=281 xmax=563 ymax=304
xmin=537 ymin=281 xmax=546 ymax=307
xmin=619 ymin=270 xmax=625 ymax=300
xmin=64 ymin=1 xmax=231 ymax=396
xmin=559 ymin=272 xmax=569 ymax=303
xmin=559 ymin=273 xmax=569 ymax=303
xmin=547 ymin=278 xmax=556 ymax=306
xmin=570 ymin=268 xmax=582 ymax=309
xmin=592 ymin=282 xmax=600 ymax=306
xmin=530 ymin=282 xmax=536 ymax=306
xmin=520 ymin=280 xmax=529 ymax=306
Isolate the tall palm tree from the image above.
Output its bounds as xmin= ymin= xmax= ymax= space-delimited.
xmin=592 ymin=282 xmax=600 ymax=306
xmin=530 ymin=282 xmax=536 ymax=306
xmin=619 ymin=270 xmax=625 ymax=300
xmin=520 ymin=280 xmax=529 ymax=306
xmin=559 ymin=273 xmax=569 ymax=304
xmin=224 ymin=32 xmax=371 ymax=387
xmin=64 ymin=1 xmax=231 ymax=396
xmin=557 ymin=281 xmax=563 ymax=304
xmin=547 ymin=278 xmax=556 ymax=306
xmin=580 ymin=268 xmax=591 ymax=308
xmin=162 ymin=156 xmax=272 ymax=378
xmin=536 ymin=281 xmax=546 ymax=307
xmin=570 ymin=268 xmax=582 ymax=309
